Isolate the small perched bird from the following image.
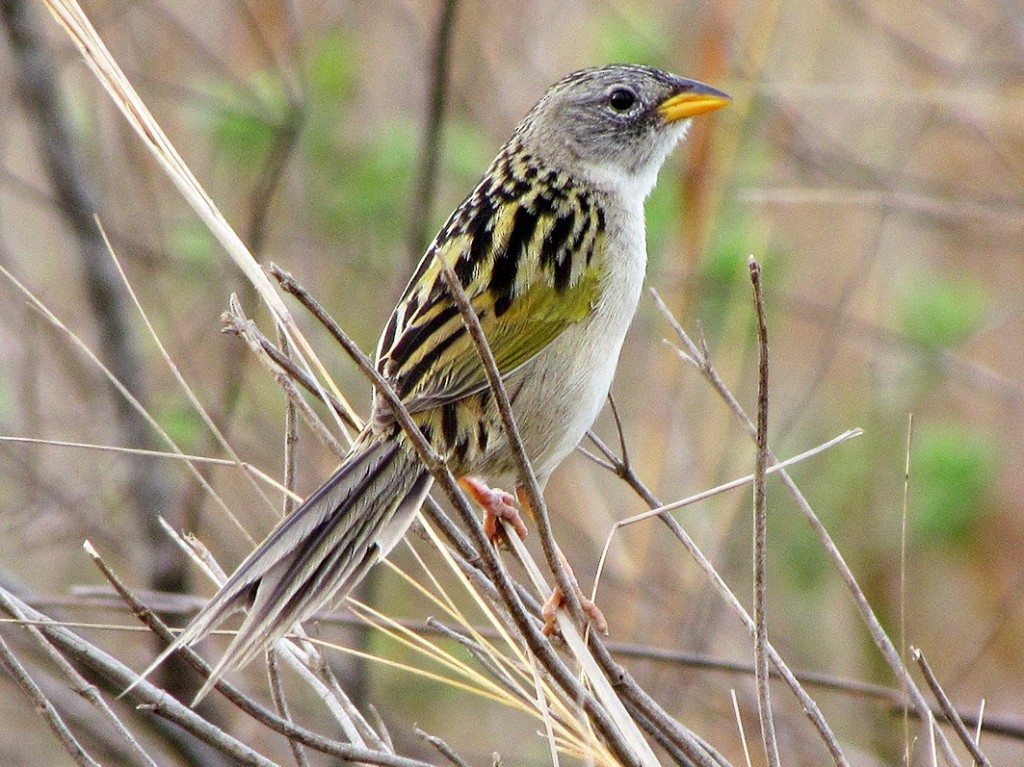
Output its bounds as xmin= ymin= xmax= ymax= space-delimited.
xmin=146 ymin=64 xmax=728 ymax=702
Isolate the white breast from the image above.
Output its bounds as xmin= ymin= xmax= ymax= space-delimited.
xmin=502 ymin=195 xmax=648 ymax=484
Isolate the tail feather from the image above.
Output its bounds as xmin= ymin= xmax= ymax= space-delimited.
xmin=131 ymin=437 xmax=430 ymax=703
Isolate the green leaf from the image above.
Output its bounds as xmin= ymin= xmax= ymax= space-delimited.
xmin=911 ymin=423 xmax=997 ymax=546
xmin=308 ymin=32 xmax=357 ymax=104
xmin=898 ymin=276 xmax=987 ymax=349
xmin=205 ymin=72 xmax=290 ymax=165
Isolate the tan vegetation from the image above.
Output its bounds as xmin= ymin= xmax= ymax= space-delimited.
xmin=0 ymin=0 xmax=1022 ymax=765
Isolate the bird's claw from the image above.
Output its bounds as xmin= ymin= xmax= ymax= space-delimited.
xmin=542 ymin=586 xmax=608 ymax=637
xmin=541 ymin=550 xmax=607 ymax=636
xmin=459 ymin=476 xmax=529 ymax=544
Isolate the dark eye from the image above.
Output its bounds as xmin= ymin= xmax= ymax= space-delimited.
xmin=608 ymin=86 xmax=638 ymax=112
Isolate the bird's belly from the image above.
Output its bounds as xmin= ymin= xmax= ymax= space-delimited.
xmin=479 ymin=277 xmax=641 ymax=486
xmin=462 ymin=200 xmax=647 ymax=487
xmin=508 ymin=332 xmax=621 ymax=480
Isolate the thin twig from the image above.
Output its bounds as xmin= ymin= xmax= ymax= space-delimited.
xmin=222 ymin=297 xmax=347 ymax=458
xmin=268 ymin=265 xmax=646 ymax=767
xmin=902 ymin=414 xmax=914 ymax=764
xmin=912 ymin=648 xmax=993 ymax=767
xmin=0 ymin=633 xmax=101 ymax=767
xmin=749 ymin=257 xmax=779 ymax=766
xmin=221 ymin=304 xmax=354 ymax=426
xmin=652 ymin=286 xmax=963 ymax=766
xmin=0 ymin=588 xmax=282 ymax=767
xmin=415 ymin=727 xmax=471 ymax=767
xmin=587 ymin=398 xmax=848 ymax=764
xmin=266 ymin=651 xmax=310 ymax=767
xmin=279 ymin=330 xmax=300 ymax=518
xmin=4 ymin=604 xmax=160 ymax=766
xmin=0 ymin=262 xmax=253 ymax=544
xmin=79 ymin=543 xmax=431 ymax=767
xmin=406 ymin=0 xmax=460 ymax=260
xmin=591 ymin=428 xmax=862 ymax=602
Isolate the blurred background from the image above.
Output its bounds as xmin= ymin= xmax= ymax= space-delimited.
xmin=1 ymin=0 xmax=1022 ymax=764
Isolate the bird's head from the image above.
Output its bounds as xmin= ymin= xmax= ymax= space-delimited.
xmin=516 ymin=64 xmax=730 ymax=200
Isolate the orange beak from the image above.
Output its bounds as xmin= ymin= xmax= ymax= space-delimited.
xmin=657 ymin=81 xmax=731 ymax=123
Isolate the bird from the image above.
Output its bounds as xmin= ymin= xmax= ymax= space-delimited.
xmin=142 ymin=64 xmax=729 ymax=703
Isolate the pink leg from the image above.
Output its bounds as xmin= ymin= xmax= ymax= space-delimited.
xmin=459 ymin=476 xmax=529 ymax=543
xmin=541 ymin=548 xmax=608 ymax=637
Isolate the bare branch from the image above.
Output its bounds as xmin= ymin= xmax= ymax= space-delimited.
xmin=0 ymin=632 xmax=101 ymax=767
xmin=406 ymin=0 xmax=460 ymax=260
xmin=415 ymin=727 xmax=471 ymax=767
xmin=749 ymin=257 xmax=779 ymax=766
xmin=652 ymin=286 xmax=963 ymax=765
xmin=912 ymin=648 xmax=992 ymax=767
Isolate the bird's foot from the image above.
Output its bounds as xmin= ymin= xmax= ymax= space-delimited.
xmin=459 ymin=476 xmax=528 ymax=544
xmin=541 ymin=549 xmax=608 ymax=637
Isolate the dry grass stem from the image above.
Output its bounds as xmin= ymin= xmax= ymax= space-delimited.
xmin=651 ymin=287 xmax=963 ymax=764
xmin=100 ymin=224 xmax=280 ymax=522
xmin=42 ymin=0 xmax=358 ymax=447
xmin=729 ymin=690 xmax=753 ymax=767
xmin=912 ymin=647 xmax=992 ymax=767
xmin=0 ymin=261 xmax=249 ymax=540
xmin=748 ymin=257 xmax=779 ymax=766
xmin=592 ymin=428 xmax=861 ymax=601
xmin=0 ymin=436 xmax=299 ymax=500
xmin=0 ymin=633 xmax=102 ymax=767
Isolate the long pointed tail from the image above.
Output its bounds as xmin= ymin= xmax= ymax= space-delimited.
xmin=138 ymin=436 xmax=431 ymax=703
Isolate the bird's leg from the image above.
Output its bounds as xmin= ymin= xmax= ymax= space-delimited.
xmin=540 ymin=547 xmax=608 ymax=636
xmin=512 ymin=487 xmax=608 ymax=637
xmin=459 ymin=476 xmax=528 ymax=543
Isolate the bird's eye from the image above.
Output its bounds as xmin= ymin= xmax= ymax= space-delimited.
xmin=607 ymin=87 xmax=638 ymax=113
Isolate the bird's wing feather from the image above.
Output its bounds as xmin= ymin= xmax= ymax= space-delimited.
xmin=373 ymin=172 xmax=605 ymax=428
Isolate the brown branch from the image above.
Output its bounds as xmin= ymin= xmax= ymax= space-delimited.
xmin=0 ymin=632 xmax=101 ymax=767
xmin=0 ymin=587 xmax=284 ymax=767
xmin=749 ymin=257 xmax=779 ymax=765
xmin=266 ymin=651 xmax=310 ymax=767
xmin=268 ymin=265 xmax=645 ymax=766
xmin=651 ymin=287 xmax=967 ymax=765
xmin=414 ymin=727 xmax=471 ymax=767
xmin=80 ymin=543 xmax=433 ymax=767
xmin=913 ymin=648 xmax=992 ymax=767
xmin=0 ymin=0 xmax=192 ymax=706
xmin=406 ymin=0 xmax=460 ymax=261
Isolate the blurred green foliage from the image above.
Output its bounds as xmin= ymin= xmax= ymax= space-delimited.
xmin=309 ymin=32 xmax=358 ymax=103
xmin=773 ymin=435 xmax=875 ymax=590
xmin=693 ymin=204 xmax=784 ymax=342
xmin=169 ymin=219 xmax=219 ymax=270
xmin=594 ymin=13 xmax=667 ymax=69
xmin=898 ymin=274 xmax=988 ymax=349
xmin=207 ymin=72 xmax=291 ymax=166
xmin=153 ymin=396 xmax=205 ymax=453
xmin=911 ymin=422 xmax=997 ymax=546
xmin=315 ymin=120 xmax=419 ymax=241
xmin=201 ymin=31 xmax=417 ymax=247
